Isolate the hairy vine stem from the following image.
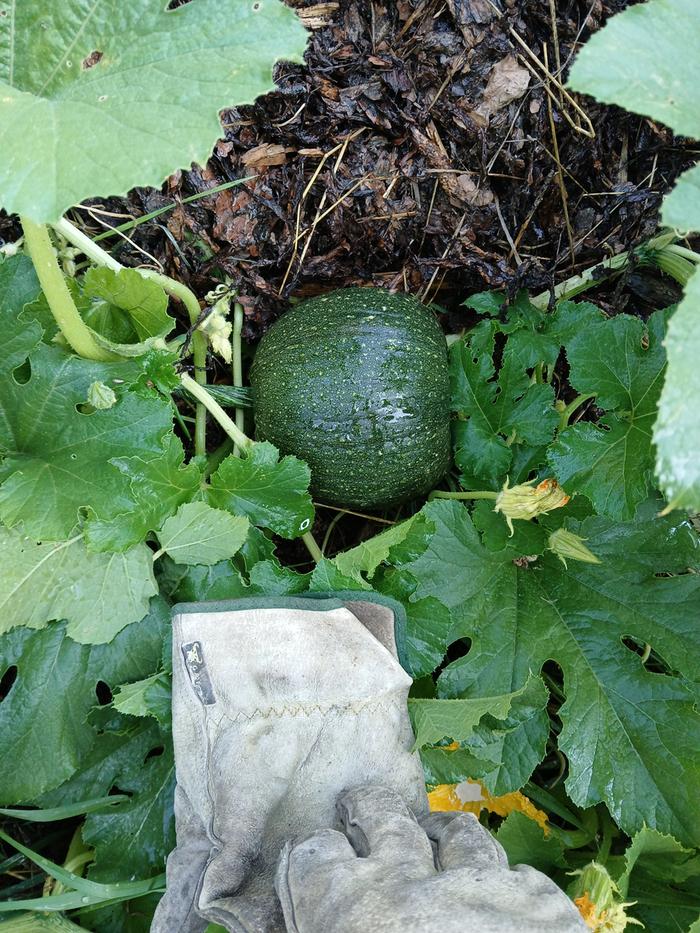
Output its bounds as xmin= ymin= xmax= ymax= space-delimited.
xmin=20 ymin=217 xmax=112 ymax=361
xmin=53 ymin=217 xmax=209 ymax=456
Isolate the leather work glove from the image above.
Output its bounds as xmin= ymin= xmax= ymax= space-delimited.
xmin=275 ymin=785 xmax=588 ymax=933
xmin=151 ymin=594 xmax=428 ymax=933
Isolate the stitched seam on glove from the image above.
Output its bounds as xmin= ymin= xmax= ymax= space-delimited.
xmin=213 ymin=693 xmax=409 ymax=725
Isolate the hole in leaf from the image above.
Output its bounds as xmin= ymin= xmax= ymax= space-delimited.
xmin=82 ymin=50 xmax=103 ymax=69
xmin=145 ymin=746 xmax=165 ymax=761
xmin=0 ymin=665 xmax=18 ymax=702
xmin=166 ymin=0 xmax=193 ymax=8
xmin=109 ymin=784 xmax=133 ymax=798
xmin=12 ymin=358 xmax=31 ymax=384
xmin=95 ymin=680 xmax=113 ymax=705
xmin=621 ymin=636 xmax=676 ymax=676
xmin=75 ymin=403 xmax=98 ymax=415
xmin=252 ymin=1 xmax=261 ymax=9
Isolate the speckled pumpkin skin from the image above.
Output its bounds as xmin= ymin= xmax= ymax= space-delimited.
xmin=250 ymin=287 xmax=451 ymax=510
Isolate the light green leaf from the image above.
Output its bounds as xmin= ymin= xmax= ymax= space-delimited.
xmin=654 ymin=271 xmax=700 ymax=510
xmin=395 ymin=499 xmax=700 ymax=846
xmin=0 ymin=599 xmax=168 ymax=801
xmin=0 ymin=254 xmax=44 ymax=373
xmin=308 ymin=558 xmax=371 ymax=592
xmin=333 ymin=517 xmax=418 ymax=580
xmin=662 ymin=163 xmax=700 ymax=231
xmin=0 ymin=0 xmax=308 ymax=222
xmin=80 ymin=267 xmax=174 ymax=356
xmin=549 ymin=310 xmax=666 ymax=520
xmin=0 ymin=526 xmax=157 ymax=643
xmin=112 ymin=672 xmax=171 ymax=727
xmin=248 ymin=560 xmax=309 ymax=595
xmin=568 ymin=0 xmax=700 ymax=140
xmin=156 ymin=501 xmax=248 ymax=565
xmin=409 ymin=678 xmax=540 ymax=749
xmin=0 ymin=344 xmax=173 ymax=539
xmin=496 ymin=811 xmax=567 ymax=875
xmin=620 ymin=827 xmax=700 ymax=895
xmin=208 ymin=442 xmax=315 ymax=539
xmin=428 ymin=674 xmax=550 ymax=796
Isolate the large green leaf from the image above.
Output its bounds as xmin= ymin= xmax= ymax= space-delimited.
xmin=568 ymin=0 xmax=700 ymax=140
xmin=208 ymin=442 xmax=315 ymax=539
xmin=0 ymin=526 xmax=157 ymax=643
xmin=0 ymin=599 xmax=168 ymax=802
xmin=0 ymin=344 xmax=173 ymax=539
xmin=549 ymin=310 xmax=666 ymax=520
xmin=654 ymin=271 xmax=700 ymax=510
xmin=0 ymin=0 xmax=308 ymax=222
xmin=387 ymin=499 xmax=700 ymax=846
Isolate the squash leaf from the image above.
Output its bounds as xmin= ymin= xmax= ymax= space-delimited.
xmin=548 ymin=310 xmax=667 ymax=520
xmin=0 ymin=526 xmax=157 ymax=644
xmin=0 ymin=0 xmax=308 ymax=222
xmin=569 ymin=0 xmax=700 ymax=512
xmin=387 ymin=498 xmax=700 ymax=846
xmin=0 ymin=599 xmax=169 ymax=802
xmin=208 ymin=442 xmax=315 ymax=539
xmin=0 ymin=343 xmax=173 ymax=540
xmin=654 ymin=271 xmax=700 ymax=511
xmin=155 ymin=501 xmax=249 ymax=566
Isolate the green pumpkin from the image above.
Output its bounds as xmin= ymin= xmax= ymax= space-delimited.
xmin=250 ymin=287 xmax=451 ymax=510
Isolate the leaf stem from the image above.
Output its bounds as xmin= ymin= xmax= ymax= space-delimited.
xmin=429 ymin=489 xmax=499 ymax=501
xmin=232 ymin=302 xmax=245 ymax=457
xmin=20 ymin=217 xmax=112 ymax=361
xmin=180 ymin=373 xmax=251 ymax=452
xmin=558 ymin=392 xmax=596 ymax=431
xmin=53 ymin=217 xmax=209 ymax=455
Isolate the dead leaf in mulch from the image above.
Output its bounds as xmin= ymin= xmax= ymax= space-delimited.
xmin=475 ymin=55 xmax=531 ymax=119
xmin=241 ymin=144 xmax=289 ymax=169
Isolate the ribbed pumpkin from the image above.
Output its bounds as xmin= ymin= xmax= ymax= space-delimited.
xmin=250 ymin=287 xmax=451 ymax=510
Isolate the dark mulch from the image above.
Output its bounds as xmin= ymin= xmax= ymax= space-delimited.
xmin=66 ymin=0 xmax=693 ymax=343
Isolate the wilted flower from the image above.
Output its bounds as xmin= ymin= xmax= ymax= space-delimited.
xmin=547 ymin=528 xmax=601 ymax=569
xmin=199 ymin=302 xmax=233 ymax=364
xmin=87 ymin=380 xmax=117 ymax=410
xmin=494 ymin=477 xmax=570 ymax=534
xmin=569 ymin=862 xmax=642 ymax=932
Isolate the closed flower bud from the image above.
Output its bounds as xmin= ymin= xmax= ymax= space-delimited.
xmin=547 ymin=528 xmax=601 ymax=569
xmin=494 ymin=477 xmax=570 ymax=535
xmin=87 ymin=380 xmax=117 ymax=410
xmin=569 ymin=862 xmax=642 ymax=932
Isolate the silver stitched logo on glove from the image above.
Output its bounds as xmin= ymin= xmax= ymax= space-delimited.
xmin=181 ymin=641 xmax=216 ymax=705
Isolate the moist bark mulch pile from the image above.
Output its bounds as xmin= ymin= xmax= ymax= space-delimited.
xmin=70 ymin=0 xmax=694 ymax=342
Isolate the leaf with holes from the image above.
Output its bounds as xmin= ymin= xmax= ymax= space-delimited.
xmin=548 ymin=310 xmax=667 ymax=520
xmin=0 ymin=343 xmax=173 ymax=539
xmin=383 ymin=498 xmax=700 ymax=846
xmin=208 ymin=442 xmax=315 ymax=539
xmin=0 ymin=599 xmax=168 ymax=803
xmin=0 ymin=0 xmax=308 ymax=222
xmin=0 ymin=526 xmax=157 ymax=644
